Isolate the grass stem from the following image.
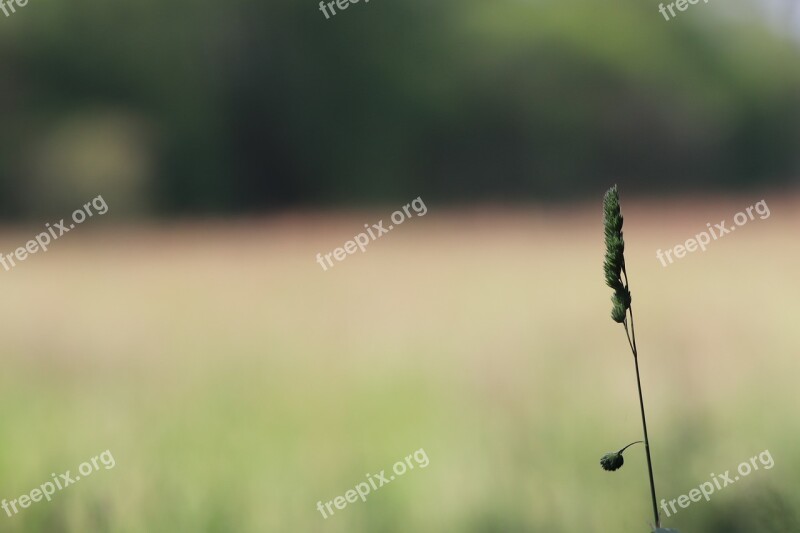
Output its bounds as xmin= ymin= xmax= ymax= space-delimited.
xmin=623 ymin=301 xmax=660 ymax=529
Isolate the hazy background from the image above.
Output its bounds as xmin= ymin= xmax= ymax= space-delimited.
xmin=0 ymin=0 xmax=798 ymax=531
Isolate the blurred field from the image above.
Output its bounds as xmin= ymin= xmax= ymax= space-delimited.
xmin=0 ymin=195 xmax=798 ymax=532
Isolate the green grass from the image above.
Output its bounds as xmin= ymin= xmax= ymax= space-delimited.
xmin=0 ymin=200 xmax=797 ymax=531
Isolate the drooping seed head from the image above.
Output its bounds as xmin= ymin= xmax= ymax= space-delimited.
xmin=599 ymin=441 xmax=642 ymax=472
xmin=600 ymin=451 xmax=625 ymax=472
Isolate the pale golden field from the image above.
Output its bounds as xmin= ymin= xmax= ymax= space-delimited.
xmin=0 ymin=194 xmax=797 ymax=532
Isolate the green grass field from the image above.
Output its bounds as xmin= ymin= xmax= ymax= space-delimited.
xmin=0 ymin=196 xmax=798 ymax=532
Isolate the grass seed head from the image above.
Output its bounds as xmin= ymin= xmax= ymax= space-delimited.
xmin=603 ymin=185 xmax=631 ymax=323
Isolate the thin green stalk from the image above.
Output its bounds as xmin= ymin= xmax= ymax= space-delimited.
xmin=622 ymin=267 xmax=660 ymax=528
xmin=602 ymin=185 xmax=663 ymax=530
xmin=617 ymin=440 xmax=643 ymax=454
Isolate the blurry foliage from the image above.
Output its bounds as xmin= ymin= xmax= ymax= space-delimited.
xmin=0 ymin=0 xmax=799 ymax=216
xmin=694 ymin=486 xmax=800 ymax=532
